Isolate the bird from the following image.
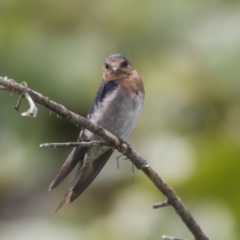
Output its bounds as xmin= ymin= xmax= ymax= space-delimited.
xmin=49 ymin=54 xmax=145 ymax=210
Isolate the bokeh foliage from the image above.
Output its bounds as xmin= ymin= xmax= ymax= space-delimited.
xmin=0 ymin=1 xmax=240 ymax=239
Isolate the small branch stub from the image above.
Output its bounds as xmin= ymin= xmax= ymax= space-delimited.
xmin=153 ymin=200 xmax=170 ymax=209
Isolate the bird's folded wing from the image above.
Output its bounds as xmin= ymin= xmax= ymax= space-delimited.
xmin=55 ymin=148 xmax=114 ymax=211
xmin=49 ymin=146 xmax=87 ymax=191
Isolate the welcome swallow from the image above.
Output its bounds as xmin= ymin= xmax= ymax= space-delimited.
xmin=49 ymin=54 xmax=145 ymax=210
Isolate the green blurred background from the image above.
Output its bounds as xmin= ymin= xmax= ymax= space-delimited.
xmin=1 ymin=1 xmax=240 ymax=239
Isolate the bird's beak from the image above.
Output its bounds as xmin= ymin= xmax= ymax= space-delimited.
xmin=111 ymin=66 xmax=121 ymax=72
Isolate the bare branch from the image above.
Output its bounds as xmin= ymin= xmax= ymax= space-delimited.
xmin=0 ymin=76 xmax=210 ymax=240
xmin=40 ymin=141 xmax=110 ymax=148
xmin=14 ymin=81 xmax=28 ymax=111
xmin=153 ymin=200 xmax=170 ymax=209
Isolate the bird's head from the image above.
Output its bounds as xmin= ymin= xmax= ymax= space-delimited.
xmin=103 ymin=54 xmax=134 ymax=79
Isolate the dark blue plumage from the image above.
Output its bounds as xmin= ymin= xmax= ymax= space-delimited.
xmin=90 ymin=80 xmax=118 ymax=114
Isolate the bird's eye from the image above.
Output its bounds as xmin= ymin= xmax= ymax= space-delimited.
xmin=105 ymin=63 xmax=110 ymax=69
xmin=121 ymin=60 xmax=128 ymax=68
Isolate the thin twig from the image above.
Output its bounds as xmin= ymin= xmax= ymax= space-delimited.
xmin=0 ymin=76 xmax=210 ymax=240
xmin=40 ymin=141 xmax=110 ymax=148
xmin=15 ymin=82 xmax=28 ymax=111
xmin=153 ymin=200 xmax=170 ymax=209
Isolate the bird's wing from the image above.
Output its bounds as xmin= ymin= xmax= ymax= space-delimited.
xmin=88 ymin=79 xmax=118 ymax=118
xmin=49 ymin=145 xmax=88 ymax=191
xmin=49 ymin=79 xmax=119 ymax=202
xmin=55 ymin=148 xmax=114 ymax=211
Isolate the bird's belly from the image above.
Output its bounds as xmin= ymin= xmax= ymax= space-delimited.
xmin=87 ymin=91 xmax=144 ymax=141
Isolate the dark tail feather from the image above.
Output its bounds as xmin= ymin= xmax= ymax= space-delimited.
xmin=55 ymin=162 xmax=87 ymax=212
xmin=49 ymin=147 xmax=86 ymax=191
xmin=55 ymin=189 xmax=72 ymax=212
xmin=55 ymin=149 xmax=114 ymax=211
xmin=68 ymin=149 xmax=114 ymax=203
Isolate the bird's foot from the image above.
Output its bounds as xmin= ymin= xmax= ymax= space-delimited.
xmin=118 ymin=137 xmax=132 ymax=158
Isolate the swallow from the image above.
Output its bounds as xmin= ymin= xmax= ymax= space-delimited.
xmin=49 ymin=54 xmax=145 ymax=210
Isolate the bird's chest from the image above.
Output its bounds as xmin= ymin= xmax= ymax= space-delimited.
xmin=110 ymin=92 xmax=143 ymax=138
xmin=86 ymin=89 xmax=144 ymax=141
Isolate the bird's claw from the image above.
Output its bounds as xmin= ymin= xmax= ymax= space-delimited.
xmin=118 ymin=138 xmax=132 ymax=158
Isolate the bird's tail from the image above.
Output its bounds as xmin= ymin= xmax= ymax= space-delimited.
xmin=55 ymin=148 xmax=114 ymax=211
xmin=49 ymin=146 xmax=86 ymax=191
